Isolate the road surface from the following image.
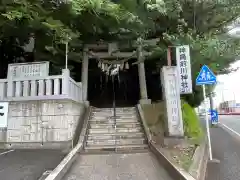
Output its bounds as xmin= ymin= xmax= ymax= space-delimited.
xmin=205 ymin=115 xmax=240 ymax=180
xmin=0 ymin=149 xmax=66 ymax=180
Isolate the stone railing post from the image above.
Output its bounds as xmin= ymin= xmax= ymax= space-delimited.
xmin=7 ymin=77 xmax=14 ymax=98
xmin=62 ymin=69 xmax=70 ymax=96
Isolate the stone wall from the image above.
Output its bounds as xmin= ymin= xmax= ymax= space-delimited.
xmin=6 ymin=100 xmax=85 ymax=149
xmin=0 ymin=128 xmax=7 ymax=142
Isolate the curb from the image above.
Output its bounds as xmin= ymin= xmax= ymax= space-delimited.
xmin=189 ymin=138 xmax=209 ymax=180
xmin=150 ymin=142 xmax=195 ymax=180
xmin=44 ymin=143 xmax=83 ymax=180
xmin=137 ymin=104 xmax=208 ymax=180
xmin=44 ymin=107 xmax=91 ymax=180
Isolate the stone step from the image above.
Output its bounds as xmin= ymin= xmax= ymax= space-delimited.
xmin=89 ymin=122 xmax=141 ymax=129
xmin=89 ymin=118 xmax=139 ymax=124
xmin=92 ymin=107 xmax=135 ymax=112
xmin=80 ymin=149 xmax=149 ymax=155
xmin=92 ymin=112 xmax=136 ymax=116
xmin=87 ymin=132 xmax=145 ymax=140
xmin=91 ymin=114 xmax=137 ymax=119
xmin=90 ymin=114 xmax=138 ymax=119
xmin=92 ymin=109 xmax=136 ymax=113
xmin=88 ymin=127 xmax=142 ymax=134
xmin=86 ymin=138 xmax=146 ymax=146
xmin=84 ymin=144 xmax=149 ymax=153
xmin=92 ymin=111 xmax=136 ymax=115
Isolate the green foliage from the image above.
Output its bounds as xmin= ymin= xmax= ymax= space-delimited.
xmin=1 ymin=0 xmax=240 ymax=105
xmin=181 ymin=101 xmax=203 ymax=140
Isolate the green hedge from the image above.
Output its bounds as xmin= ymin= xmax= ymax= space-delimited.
xmin=181 ymin=100 xmax=203 ymax=140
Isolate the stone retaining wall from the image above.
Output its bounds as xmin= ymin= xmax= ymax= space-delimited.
xmin=5 ymin=100 xmax=84 ymax=149
xmin=0 ymin=128 xmax=7 ymax=142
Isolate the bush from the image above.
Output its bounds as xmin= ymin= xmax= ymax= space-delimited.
xmin=181 ymin=100 xmax=203 ymax=140
xmin=142 ymin=101 xmax=203 ymax=144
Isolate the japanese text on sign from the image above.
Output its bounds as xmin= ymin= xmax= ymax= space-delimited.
xmin=176 ymin=45 xmax=192 ymax=94
xmin=161 ymin=66 xmax=184 ymax=136
xmin=7 ymin=62 xmax=49 ymax=79
xmin=168 ymin=76 xmax=181 ymax=127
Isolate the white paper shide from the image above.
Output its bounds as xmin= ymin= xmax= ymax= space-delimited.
xmin=176 ymin=45 xmax=192 ymax=94
xmin=161 ymin=66 xmax=184 ymax=137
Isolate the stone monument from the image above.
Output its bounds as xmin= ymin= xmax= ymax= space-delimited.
xmin=161 ymin=66 xmax=184 ymax=139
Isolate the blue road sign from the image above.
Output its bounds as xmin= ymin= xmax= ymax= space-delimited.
xmin=196 ymin=65 xmax=216 ymax=85
xmin=210 ymin=110 xmax=218 ymax=125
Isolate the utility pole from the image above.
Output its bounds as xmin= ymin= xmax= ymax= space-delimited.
xmin=209 ymin=92 xmax=214 ymax=111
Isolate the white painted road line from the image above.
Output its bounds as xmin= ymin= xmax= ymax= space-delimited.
xmin=0 ymin=149 xmax=14 ymax=156
xmin=220 ymin=123 xmax=240 ymax=137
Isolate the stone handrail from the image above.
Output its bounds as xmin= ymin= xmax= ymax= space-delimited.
xmin=68 ymin=77 xmax=82 ymax=103
xmin=0 ymin=69 xmax=82 ymax=103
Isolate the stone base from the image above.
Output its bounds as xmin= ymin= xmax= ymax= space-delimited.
xmin=5 ymin=141 xmax=72 ymax=151
xmin=163 ymin=136 xmax=186 ymax=148
xmin=83 ymin=101 xmax=90 ymax=106
xmin=139 ymin=99 xmax=151 ymax=105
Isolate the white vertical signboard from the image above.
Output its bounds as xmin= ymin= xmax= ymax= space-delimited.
xmin=176 ymin=45 xmax=192 ymax=94
xmin=0 ymin=102 xmax=9 ymax=128
xmin=161 ymin=66 xmax=184 ymax=137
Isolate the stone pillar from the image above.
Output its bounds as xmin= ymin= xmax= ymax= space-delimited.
xmin=137 ymin=39 xmax=151 ymax=104
xmin=81 ymin=46 xmax=89 ymax=105
xmin=62 ymin=69 xmax=70 ymax=96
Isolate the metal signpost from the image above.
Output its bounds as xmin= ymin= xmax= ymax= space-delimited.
xmin=210 ymin=110 xmax=218 ymax=125
xmin=196 ymin=65 xmax=217 ymax=161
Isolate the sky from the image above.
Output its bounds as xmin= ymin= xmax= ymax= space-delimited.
xmin=205 ymin=24 xmax=240 ymax=108
xmin=213 ymin=60 xmax=240 ymax=107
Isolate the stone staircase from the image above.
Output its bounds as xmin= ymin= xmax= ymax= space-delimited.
xmin=83 ymin=107 xmax=148 ymax=153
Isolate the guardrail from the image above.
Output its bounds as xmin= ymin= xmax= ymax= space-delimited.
xmin=0 ymin=69 xmax=82 ymax=103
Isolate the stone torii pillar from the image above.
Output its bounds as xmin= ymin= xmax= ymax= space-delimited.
xmin=137 ymin=38 xmax=151 ymax=104
xmin=81 ymin=46 xmax=89 ymax=105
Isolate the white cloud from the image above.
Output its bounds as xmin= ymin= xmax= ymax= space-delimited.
xmin=214 ymin=60 xmax=240 ymax=107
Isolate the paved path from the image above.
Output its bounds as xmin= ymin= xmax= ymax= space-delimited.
xmin=0 ymin=149 xmax=65 ymax=180
xmin=63 ymin=151 xmax=172 ymax=180
xmin=205 ymin=115 xmax=240 ymax=180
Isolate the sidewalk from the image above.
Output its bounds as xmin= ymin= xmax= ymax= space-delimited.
xmin=205 ymin=126 xmax=240 ymax=180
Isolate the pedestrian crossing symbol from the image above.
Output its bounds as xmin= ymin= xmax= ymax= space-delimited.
xmin=210 ymin=110 xmax=218 ymax=125
xmin=196 ymin=65 xmax=216 ymax=85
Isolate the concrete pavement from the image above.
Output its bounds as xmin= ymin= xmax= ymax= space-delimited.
xmin=0 ymin=149 xmax=66 ymax=180
xmin=63 ymin=152 xmax=173 ymax=180
xmin=205 ymin=115 xmax=240 ymax=180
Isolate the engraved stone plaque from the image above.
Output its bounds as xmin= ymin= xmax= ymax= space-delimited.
xmin=7 ymin=61 xmax=49 ymax=79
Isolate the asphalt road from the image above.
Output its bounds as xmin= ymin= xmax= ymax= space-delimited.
xmin=0 ymin=149 xmax=66 ymax=180
xmin=205 ymin=115 xmax=240 ymax=180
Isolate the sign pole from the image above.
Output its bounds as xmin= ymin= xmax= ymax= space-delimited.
xmin=167 ymin=47 xmax=171 ymax=66
xmin=202 ymin=84 xmax=213 ymax=160
xmin=65 ymin=42 xmax=68 ymax=69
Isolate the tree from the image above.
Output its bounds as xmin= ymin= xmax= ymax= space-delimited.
xmin=1 ymin=0 xmax=240 ymax=106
